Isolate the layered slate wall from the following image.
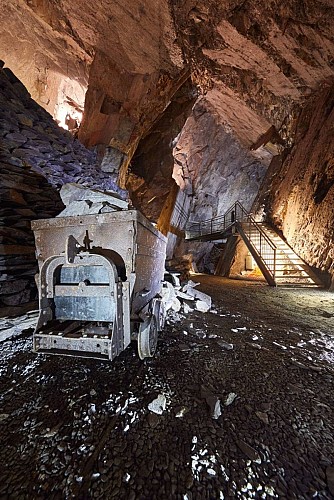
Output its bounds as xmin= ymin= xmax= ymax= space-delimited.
xmin=255 ymin=81 xmax=334 ymax=288
xmin=0 ymin=65 xmax=118 ymax=315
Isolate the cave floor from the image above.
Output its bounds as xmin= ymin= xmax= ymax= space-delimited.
xmin=0 ymin=275 xmax=333 ymax=499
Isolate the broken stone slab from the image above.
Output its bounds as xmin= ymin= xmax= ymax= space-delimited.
xmin=170 ymin=297 xmax=181 ymax=312
xmin=195 ymin=300 xmax=210 ymax=313
xmin=217 ymin=340 xmax=234 ymax=350
xmin=148 ymin=394 xmax=167 ymax=415
xmin=236 ymin=440 xmax=262 ymax=463
xmin=161 ymin=282 xmax=179 ymax=311
xmin=255 ymin=411 xmax=269 ymax=425
xmin=182 ymin=301 xmax=194 ymax=314
xmin=59 ymin=183 xmax=128 ymax=207
xmin=200 ymin=385 xmax=222 ymax=419
xmin=182 ymin=280 xmax=200 ymax=291
xmin=58 ymin=199 xmax=127 ymax=217
xmin=185 ymin=286 xmax=212 ymax=309
xmin=225 ymin=393 xmax=237 ymax=406
xmin=0 ymin=315 xmax=37 ymax=341
xmin=57 ymin=200 xmax=97 ymax=217
xmin=176 ymin=290 xmax=194 ymax=301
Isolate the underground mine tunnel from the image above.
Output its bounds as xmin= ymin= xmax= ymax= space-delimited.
xmin=0 ymin=0 xmax=334 ymax=498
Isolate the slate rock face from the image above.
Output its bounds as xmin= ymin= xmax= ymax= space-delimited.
xmin=0 ymin=65 xmax=123 ymax=315
xmin=255 ymin=83 xmax=334 ymax=288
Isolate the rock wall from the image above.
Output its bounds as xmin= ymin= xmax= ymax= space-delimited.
xmin=167 ymin=94 xmax=269 ymax=273
xmin=254 ymin=81 xmax=334 ymax=287
xmin=173 ymin=96 xmax=269 ymax=224
xmin=0 ymin=64 xmax=118 ymax=315
xmin=127 ymin=80 xmax=196 ymax=222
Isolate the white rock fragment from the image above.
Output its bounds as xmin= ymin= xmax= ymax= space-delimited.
xmin=148 ymin=394 xmax=167 ymax=415
xmin=60 ymin=183 xmax=128 ymax=209
xmin=185 ymin=287 xmax=212 ymax=309
xmin=161 ymin=276 xmax=212 ymax=316
xmin=175 ymin=406 xmax=188 ymax=418
xmin=207 ymin=468 xmax=216 ymax=476
xmin=196 ymin=300 xmax=211 ymax=313
xmin=183 ymin=302 xmax=194 ymax=314
xmin=176 ymin=290 xmax=195 ymax=300
xmin=212 ymin=399 xmax=222 ymax=419
xmin=182 ymin=280 xmax=200 ymax=291
xmin=171 ymin=297 xmax=181 ymax=312
xmin=217 ymin=340 xmax=234 ymax=350
xmin=88 ymin=403 xmax=96 ymax=415
xmin=225 ymin=393 xmax=237 ymax=406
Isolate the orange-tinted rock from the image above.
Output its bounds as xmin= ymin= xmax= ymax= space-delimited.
xmin=255 ymin=82 xmax=334 ymax=287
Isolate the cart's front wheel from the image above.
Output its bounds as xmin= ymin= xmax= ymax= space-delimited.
xmin=138 ymin=314 xmax=158 ymax=360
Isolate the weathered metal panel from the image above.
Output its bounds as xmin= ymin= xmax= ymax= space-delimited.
xmin=60 ymin=265 xmax=110 ymax=284
xmin=54 ymin=296 xmax=115 ymax=322
xmin=32 ymin=210 xmax=167 ymax=315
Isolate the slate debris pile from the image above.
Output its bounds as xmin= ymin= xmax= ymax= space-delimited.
xmin=0 ymin=163 xmax=64 ymax=315
xmin=161 ymin=274 xmax=212 ymax=318
xmin=0 ymin=279 xmax=333 ymax=498
xmin=0 ymin=65 xmax=124 ymax=192
xmin=0 ymin=64 xmax=124 ymax=314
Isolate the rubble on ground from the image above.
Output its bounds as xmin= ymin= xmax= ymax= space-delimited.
xmin=161 ymin=273 xmax=212 ymax=320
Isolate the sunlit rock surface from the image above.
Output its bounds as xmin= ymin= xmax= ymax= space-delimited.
xmin=1 ymin=0 xmax=333 ymax=172
xmin=0 ymin=0 xmax=334 ymax=283
xmin=255 ymin=82 xmax=334 ymax=287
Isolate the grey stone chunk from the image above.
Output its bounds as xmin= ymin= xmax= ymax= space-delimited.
xmin=100 ymin=146 xmax=126 ymax=173
xmin=59 ymin=183 xmax=128 ymax=209
xmin=236 ymin=440 xmax=261 ymax=463
xmin=217 ymin=340 xmax=234 ymax=350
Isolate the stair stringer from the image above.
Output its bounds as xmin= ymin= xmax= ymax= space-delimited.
xmin=236 ymin=222 xmax=277 ymax=287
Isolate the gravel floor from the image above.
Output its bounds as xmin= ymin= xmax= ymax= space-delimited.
xmin=0 ymin=275 xmax=333 ymax=499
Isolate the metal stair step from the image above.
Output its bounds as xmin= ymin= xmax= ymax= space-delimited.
xmin=275 ymin=276 xmax=313 ymax=280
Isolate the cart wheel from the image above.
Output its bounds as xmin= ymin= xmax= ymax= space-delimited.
xmin=138 ymin=314 xmax=158 ymax=360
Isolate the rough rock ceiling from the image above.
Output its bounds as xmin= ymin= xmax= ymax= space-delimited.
xmin=0 ymin=0 xmax=333 ymax=179
xmin=0 ymin=0 xmax=185 ymax=156
xmin=172 ymin=0 xmax=334 ymax=147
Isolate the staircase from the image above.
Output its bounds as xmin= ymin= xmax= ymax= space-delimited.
xmin=185 ymin=201 xmax=322 ymax=288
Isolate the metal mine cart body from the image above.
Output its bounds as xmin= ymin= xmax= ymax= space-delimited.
xmin=31 ymin=210 xmax=167 ymax=361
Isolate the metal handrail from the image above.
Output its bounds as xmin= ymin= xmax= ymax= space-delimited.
xmin=185 ymin=201 xmax=277 ymax=279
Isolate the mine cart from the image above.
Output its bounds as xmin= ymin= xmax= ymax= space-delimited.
xmin=31 ymin=210 xmax=167 ymax=361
